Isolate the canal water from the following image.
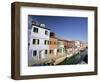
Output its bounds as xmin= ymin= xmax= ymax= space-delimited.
xmin=58 ymin=48 xmax=88 ymax=65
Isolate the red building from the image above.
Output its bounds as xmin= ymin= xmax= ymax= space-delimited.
xmin=64 ymin=40 xmax=75 ymax=49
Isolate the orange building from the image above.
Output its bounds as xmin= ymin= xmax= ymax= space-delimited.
xmin=49 ymin=32 xmax=58 ymax=56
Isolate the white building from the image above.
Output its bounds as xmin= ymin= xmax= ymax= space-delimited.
xmin=80 ymin=42 xmax=88 ymax=51
xmin=74 ymin=40 xmax=81 ymax=54
xmin=28 ymin=22 xmax=50 ymax=66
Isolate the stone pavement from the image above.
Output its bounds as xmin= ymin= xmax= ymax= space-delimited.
xmin=47 ymin=53 xmax=68 ymax=65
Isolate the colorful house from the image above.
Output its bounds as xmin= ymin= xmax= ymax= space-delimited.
xmin=64 ymin=40 xmax=75 ymax=56
xmin=74 ymin=40 xmax=81 ymax=54
xmin=57 ymin=39 xmax=65 ymax=56
xmin=80 ymin=42 xmax=88 ymax=51
xmin=28 ymin=20 xmax=86 ymax=65
xmin=49 ymin=32 xmax=58 ymax=56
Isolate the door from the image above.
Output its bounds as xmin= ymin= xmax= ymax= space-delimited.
xmin=39 ymin=50 xmax=44 ymax=59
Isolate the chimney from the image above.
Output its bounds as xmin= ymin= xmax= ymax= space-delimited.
xmin=40 ymin=24 xmax=45 ymax=27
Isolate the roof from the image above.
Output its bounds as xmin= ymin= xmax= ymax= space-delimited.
xmin=50 ymin=36 xmax=58 ymax=39
xmin=58 ymin=38 xmax=75 ymax=43
xmin=32 ymin=24 xmax=50 ymax=30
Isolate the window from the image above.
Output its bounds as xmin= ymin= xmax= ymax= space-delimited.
xmin=37 ymin=39 xmax=39 ymax=44
xmin=57 ymin=49 xmax=62 ymax=52
xmin=33 ymin=27 xmax=38 ymax=33
xmin=45 ymin=50 xmax=48 ymax=54
xmin=57 ymin=49 xmax=59 ymax=52
xmin=44 ymin=40 xmax=48 ymax=45
xmin=33 ymin=50 xmax=37 ymax=56
xmin=33 ymin=39 xmax=39 ymax=44
xmin=33 ymin=39 xmax=35 ymax=44
xmin=50 ymin=50 xmax=53 ymax=54
xmin=44 ymin=40 xmax=46 ymax=45
xmin=45 ymin=30 xmax=48 ymax=35
xmin=54 ymin=41 xmax=56 ymax=45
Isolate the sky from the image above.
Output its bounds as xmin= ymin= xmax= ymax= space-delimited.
xmin=28 ymin=15 xmax=88 ymax=42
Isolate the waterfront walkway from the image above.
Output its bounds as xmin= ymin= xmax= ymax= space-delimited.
xmin=54 ymin=55 xmax=67 ymax=65
xmin=32 ymin=48 xmax=87 ymax=66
